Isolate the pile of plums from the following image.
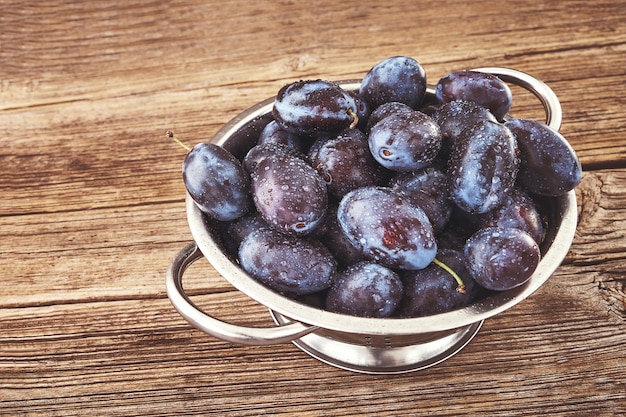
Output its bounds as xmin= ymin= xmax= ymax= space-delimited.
xmin=181 ymin=56 xmax=582 ymax=318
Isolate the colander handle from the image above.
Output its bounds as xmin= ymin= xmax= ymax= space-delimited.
xmin=471 ymin=67 xmax=562 ymax=131
xmin=166 ymin=243 xmax=318 ymax=345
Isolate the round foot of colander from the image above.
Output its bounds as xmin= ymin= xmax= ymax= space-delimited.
xmin=270 ymin=310 xmax=483 ymax=374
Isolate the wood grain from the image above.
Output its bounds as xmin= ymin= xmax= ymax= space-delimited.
xmin=1 ymin=0 xmax=625 ymax=416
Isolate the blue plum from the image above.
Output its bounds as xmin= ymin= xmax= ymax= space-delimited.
xmin=359 ymin=56 xmax=427 ymax=110
xmin=368 ymin=110 xmax=442 ymax=172
xmin=447 ymin=120 xmax=519 ymax=214
xmin=464 ymin=227 xmax=540 ymax=291
xmin=273 ymin=79 xmax=358 ymax=135
xmin=239 ymin=228 xmax=336 ymax=295
xmin=326 ymin=262 xmax=403 ymax=318
xmin=436 ymin=70 xmax=512 ymax=120
xmin=250 ymin=152 xmax=327 ymax=236
xmin=183 ymin=143 xmax=251 ymax=221
xmin=505 ymin=118 xmax=582 ymax=196
xmin=337 ymin=186 xmax=437 ymax=270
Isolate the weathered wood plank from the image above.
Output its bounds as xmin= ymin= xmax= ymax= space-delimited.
xmin=0 ymin=170 xmax=624 ymax=416
xmin=0 ymin=290 xmax=623 ymax=416
xmin=2 ymin=68 xmax=624 ymax=216
xmin=1 ymin=170 xmax=624 ymax=306
xmin=1 ymin=1 xmax=625 ymax=215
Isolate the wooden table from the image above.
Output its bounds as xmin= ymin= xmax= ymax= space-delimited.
xmin=2 ymin=1 xmax=625 ymax=415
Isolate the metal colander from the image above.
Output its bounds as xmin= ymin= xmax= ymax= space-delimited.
xmin=166 ymin=68 xmax=577 ymax=374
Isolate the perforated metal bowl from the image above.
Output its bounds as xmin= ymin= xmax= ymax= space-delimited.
xmin=166 ymin=68 xmax=577 ymax=374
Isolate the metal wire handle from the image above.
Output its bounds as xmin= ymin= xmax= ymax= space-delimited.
xmin=166 ymin=243 xmax=318 ymax=345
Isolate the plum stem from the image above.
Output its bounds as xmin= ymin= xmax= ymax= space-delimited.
xmin=346 ymin=108 xmax=359 ymax=129
xmin=166 ymin=130 xmax=191 ymax=151
xmin=433 ymin=258 xmax=466 ymax=294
